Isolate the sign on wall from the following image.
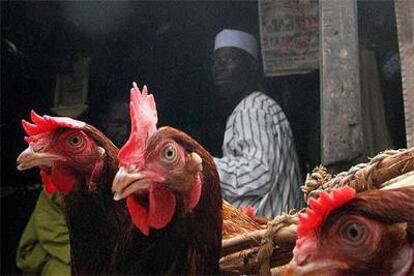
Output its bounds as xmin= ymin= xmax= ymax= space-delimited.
xmin=52 ymin=57 xmax=90 ymax=117
xmin=258 ymin=0 xmax=319 ymax=76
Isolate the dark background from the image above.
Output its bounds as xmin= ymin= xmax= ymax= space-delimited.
xmin=1 ymin=1 xmax=403 ymax=274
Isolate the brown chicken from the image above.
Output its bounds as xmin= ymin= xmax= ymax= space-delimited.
xmin=222 ymin=200 xmax=266 ymax=239
xmin=16 ymin=85 xmax=267 ymax=275
xmin=111 ymin=83 xmax=222 ymax=274
xmin=16 ymin=111 xmax=123 ymax=274
xmin=284 ymin=186 xmax=414 ymax=275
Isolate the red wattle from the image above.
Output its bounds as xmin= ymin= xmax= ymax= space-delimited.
xmin=51 ymin=167 xmax=76 ymax=194
xmin=126 ymin=184 xmax=176 ymax=235
xmin=40 ymin=170 xmax=57 ymax=195
xmin=185 ymin=174 xmax=202 ymax=210
xmin=148 ymin=185 xmax=176 ymax=229
xmin=127 ymin=196 xmax=150 ymax=236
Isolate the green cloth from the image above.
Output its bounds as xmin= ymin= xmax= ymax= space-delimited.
xmin=16 ymin=191 xmax=71 ymax=275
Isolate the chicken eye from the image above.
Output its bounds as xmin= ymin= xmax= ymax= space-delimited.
xmin=162 ymin=144 xmax=177 ymax=162
xmin=340 ymin=221 xmax=366 ymax=244
xmin=68 ymin=134 xmax=83 ymax=147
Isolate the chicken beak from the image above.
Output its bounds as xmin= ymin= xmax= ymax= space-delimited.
xmin=112 ymin=165 xmax=166 ymax=200
xmin=284 ymin=243 xmax=350 ymax=275
xmin=16 ymin=146 xmax=62 ymax=171
xmin=283 ymin=259 xmax=313 ymax=276
xmin=283 ymin=259 xmax=349 ymax=275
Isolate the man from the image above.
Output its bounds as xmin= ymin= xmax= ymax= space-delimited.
xmin=212 ymin=29 xmax=303 ymax=218
xmin=100 ymin=94 xmax=130 ymax=148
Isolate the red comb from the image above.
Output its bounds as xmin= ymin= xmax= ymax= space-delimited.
xmin=22 ymin=110 xmax=86 ymax=136
xmin=239 ymin=205 xmax=255 ymax=217
xmin=118 ymin=82 xmax=158 ymax=166
xmin=297 ymin=186 xmax=356 ymax=239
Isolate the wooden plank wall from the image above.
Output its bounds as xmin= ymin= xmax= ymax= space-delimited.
xmin=320 ymin=0 xmax=363 ymax=165
xmin=394 ymin=0 xmax=414 ymax=147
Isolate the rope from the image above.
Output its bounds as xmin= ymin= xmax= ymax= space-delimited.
xmin=302 ymin=149 xmax=409 ymax=202
xmin=256 ymin=213 xmax=298 ymax=275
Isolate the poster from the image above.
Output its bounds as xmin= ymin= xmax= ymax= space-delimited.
xmin=52 ymin=57 xmax=90 ymax=117
xmin=258 ymin=0 xmax=319 ymax=76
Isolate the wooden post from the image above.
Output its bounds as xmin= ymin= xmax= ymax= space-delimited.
xmin=320 ymin=0 xmax=363 ymax=166
xmin=394 ymin=0 xmax=414 ymax=148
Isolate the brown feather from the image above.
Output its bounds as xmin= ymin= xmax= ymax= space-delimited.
xmin=325 ymin=186 xmax=414 ymax=230
xmin=222 ymin=200 xmax=265 ymax=239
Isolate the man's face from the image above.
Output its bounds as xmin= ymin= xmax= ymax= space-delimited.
xmin=212 ymin=47 xmax=253 ymax=100
xmin=102 ymin=101 xmax=129 ymax=148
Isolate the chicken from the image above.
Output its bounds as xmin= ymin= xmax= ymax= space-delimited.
xmin=111 ymin=83 xmax=223 ymax=274
xmin=16 ymin=84 xmax=266 ymax=275
xmin=222 ymin=200 xmax=266 ymax=239
xmin=284 ymin=186 xmax=414 ymax=275
xmin=16 ymin=111 xmax=123 ymax=274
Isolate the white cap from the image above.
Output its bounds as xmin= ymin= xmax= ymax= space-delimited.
xmin=214 ymin=29 xmax=258 ymax=59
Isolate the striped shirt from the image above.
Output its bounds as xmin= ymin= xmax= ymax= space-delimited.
xmin=214 ymin=92 xmax=304 ymax=218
